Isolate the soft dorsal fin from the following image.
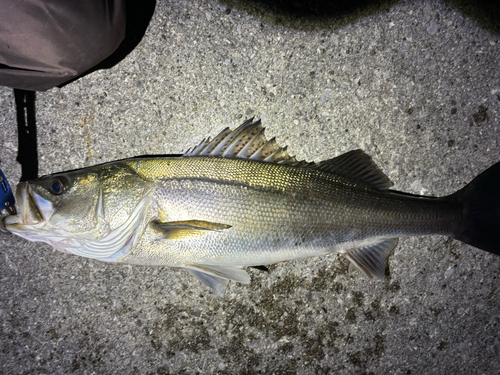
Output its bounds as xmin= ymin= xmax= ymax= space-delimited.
xmin=183 ymin=118 xmax=309 ymax=166
xmin=315 ymin=150 xmax=393 ymax=190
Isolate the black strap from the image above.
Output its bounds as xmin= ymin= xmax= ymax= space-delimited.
xmin=14 ymin=89 xmax=38 ymax=182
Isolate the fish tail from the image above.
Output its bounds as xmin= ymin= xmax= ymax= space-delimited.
xmin=451 ymin=161 xmax=500 ymax=255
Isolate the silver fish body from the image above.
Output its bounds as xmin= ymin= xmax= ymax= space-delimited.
xmin=120 ymin=157 xmax=460 ymax=265
xmin=4 ymin=120 xmax=500 ymax=293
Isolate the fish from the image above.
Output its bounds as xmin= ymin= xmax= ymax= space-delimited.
xmin=4 ymin=119 xmax=500 ymax=294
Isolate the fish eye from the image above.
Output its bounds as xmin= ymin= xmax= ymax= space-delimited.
xmin=48 ymin=177 xmax=66 ymax=195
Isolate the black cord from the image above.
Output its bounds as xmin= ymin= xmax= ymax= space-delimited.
xmin=14 ymin=89 xmax=38 ymax=182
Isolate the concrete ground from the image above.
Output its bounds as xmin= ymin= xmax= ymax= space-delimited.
xmin=1 ymin=0 xmax=499 ymax=373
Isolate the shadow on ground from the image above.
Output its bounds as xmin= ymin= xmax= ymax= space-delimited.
xmin=221 ymin=0 xmax=500 ymax=33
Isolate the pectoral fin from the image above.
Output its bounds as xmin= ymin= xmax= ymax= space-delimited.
xmin=343 ymin=238 xmax=398 ymax=279
xmin=185 ymin=264 xmax=251 ymax=295
xmin=151 ymin=220 xmax=231 ymax=240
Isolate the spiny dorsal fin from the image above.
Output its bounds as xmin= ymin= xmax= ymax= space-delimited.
xmin=184 ymin=120 xmax=390 ymax=186
xmin=315 ymin=150 xmax=393 ymax=190
xmin=343 ymin=238 xmax=398 ymax=279
xmin=183 ymin=118 xmax=308 ymax=166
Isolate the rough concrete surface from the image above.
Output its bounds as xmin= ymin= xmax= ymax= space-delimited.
xmin=1 ymin=0 xmax=499 ymax=374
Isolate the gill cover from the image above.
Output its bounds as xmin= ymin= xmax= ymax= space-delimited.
xmin=29 ymin=188 xmax=56 ymax=221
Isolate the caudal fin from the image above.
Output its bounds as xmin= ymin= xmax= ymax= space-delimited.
xmin=451 ymin=161 xmax=500 ymax=255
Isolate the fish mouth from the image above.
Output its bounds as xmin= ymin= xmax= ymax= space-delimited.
xmin=4 ymin=182 xmax=28 ymax=227
xmin=3 ymin=182 xmax=69 ymax=249
xmin=3 ymin=214 xmax=22 ymax=226
xmin=4 ymin=182 xmax=53 ymax=228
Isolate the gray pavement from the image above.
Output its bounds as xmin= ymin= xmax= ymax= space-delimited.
xmin=1 ymin=0 xmax=499 ymax=373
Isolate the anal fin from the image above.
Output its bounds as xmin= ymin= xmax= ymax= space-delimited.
xmin=343 ymin=238 xmax=398 ymax=279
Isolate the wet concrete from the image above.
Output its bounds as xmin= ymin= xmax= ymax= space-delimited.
xmin=1 ymin=0 xmax=499 ymax=373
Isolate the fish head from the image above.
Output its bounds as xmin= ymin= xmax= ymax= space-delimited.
xmin=8 ymin=171 xmax=100 ymax=226
xmin=4 ymin=163 xmax=153 ymax=259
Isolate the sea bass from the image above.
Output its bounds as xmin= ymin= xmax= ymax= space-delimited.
xmin=4 ymin=119 xmax=500 ymax=294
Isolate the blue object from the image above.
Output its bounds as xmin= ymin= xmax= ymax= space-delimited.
xmin=0 ymin=168 xmax=16 ymax=215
